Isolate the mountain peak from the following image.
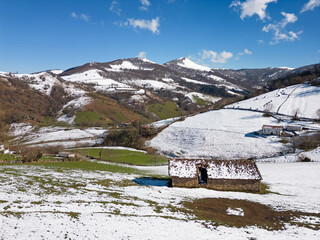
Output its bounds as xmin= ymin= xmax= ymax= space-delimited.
xmin=167 ymin=57 xmax=212 ymax=72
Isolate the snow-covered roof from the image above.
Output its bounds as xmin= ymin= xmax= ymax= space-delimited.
xmin=262 ymin=125 xmax=283 ymax=129
xmin=169 ymin=159 xmax=262 ymax=180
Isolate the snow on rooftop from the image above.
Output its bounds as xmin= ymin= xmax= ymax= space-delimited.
xmin=177 ymin=58 xmax=211 ymax=72
xmin=169 ymin=159 xmax=262 ymax=180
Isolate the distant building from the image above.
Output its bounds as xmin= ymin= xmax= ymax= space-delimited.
xmin=262 ymin=125 xmax=284 ymax=136
xmin=169 ymin=159 xmax=262 ymax=192
xmin=285 ymin=125 xmax=302 ymax=131
xmin=58 ymin=152 xmax=76 ymax=158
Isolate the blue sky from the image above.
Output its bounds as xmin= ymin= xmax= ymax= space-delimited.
xmin=0 ymin=0 xmax=319 ymax=73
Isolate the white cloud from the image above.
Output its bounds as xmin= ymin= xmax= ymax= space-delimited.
xmin=301 ymin=0 xmax=320 ymax=13
xmin=257 ymin=39 xmax=264 ymax=43
xmin=235 ymin=49 xmax=252 ymax=60
xmin=137 ymin=51 xmax=147 ymax=58
xmin=201 ymin=50 xmax=233 ymax=64
xmin=139 ymin=0 xmax=151 ymax=11
xmin=110 ymin=1 xmax=122 ymax=16
xmin=230 ymin=0 xmax=277 ymax=20
xmin=80 ymin=14 xmax=90 ymax=22
xmin=114 ymin=21 xmax=128 ymax=27
xmin=70 ymin=12 xmax=90 ymax=22
xmin=127 ymin=17 xmax=160 ymax=34
xmin=238 ymin=48 xmax=252 ymax=56
xmin=279 ymin=12 xmax=298 ymax=28
xmin=262 ymin=12 xmax=301 ymax=44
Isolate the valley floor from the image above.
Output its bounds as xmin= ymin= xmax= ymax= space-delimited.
xmin=0 ymin=161 xmax=319 ymax=239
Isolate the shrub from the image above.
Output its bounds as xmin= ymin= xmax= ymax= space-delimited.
xmin=15 ymin=147 xmax=43 ymax=163
xmin=104 ymin=127 xmax=145 ymax=149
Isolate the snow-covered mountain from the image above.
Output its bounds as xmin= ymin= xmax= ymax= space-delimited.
xmin=60 ymin=57 xmax=246 ymax=100
xmin=164 ymin=57 xmax=294 ymax=90
xmin=1 ymin=57 xmax=319 ymax=128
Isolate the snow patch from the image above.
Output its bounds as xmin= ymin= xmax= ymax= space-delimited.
xmin=181 ymin=77 xmax=210 ymax=85
xmin=177 ymin=58 xmax=211 ymax=72
xmin=110 ymin=61 xmax=139 ymax=70
xmin=226 ymin=207 xmax=244 ymax=216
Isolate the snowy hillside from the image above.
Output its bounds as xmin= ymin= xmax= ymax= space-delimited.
xmin=227 ymin=82 xmax=320 ymax=119
xmin=148 ymin=109 xmax=285 ymax=159
xmin=148 ymin=108 xmax=319 ymax=159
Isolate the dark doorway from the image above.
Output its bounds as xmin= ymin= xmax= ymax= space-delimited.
xmin=198 ymin=167 xmax=208 ymax=185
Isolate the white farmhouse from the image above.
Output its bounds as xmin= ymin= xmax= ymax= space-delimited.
xmin=262 ymin=125 xmax=283 ymax=136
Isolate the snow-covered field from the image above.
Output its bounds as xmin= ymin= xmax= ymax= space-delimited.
xmin=0 ymin=161 xmax=319 ymax=239
xmin=148 ymin=108 xmax=319 ymax=160
xmin=227 ymin=83 xmax=320 ymax=119
xmin=148 ymin=109 xmax=284 ymax=159
xmin=10 ymin=124 xmax=107 ymax=148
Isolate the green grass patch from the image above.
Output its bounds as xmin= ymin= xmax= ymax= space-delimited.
xmin=260 ymin=182 xmax=280 ymax=195
xmin=0 ymin=154 xmax=16 ymax=161
xmin=33 ymin=160 xmax=143 ymax=175
xmin=192 ymin=95 xmax=210 ymax=106
xmin=39 ymin=156 xmax=59 ymax=161
xmin=75 ymin=111 xmax=103 ymax=125
xmin=73 ymin=148 xmax=168 ymax=166
xmin=111 ymin=112 xmax=129 ymax=123
xmin=147 ymin=101 xmax=182 ymax=120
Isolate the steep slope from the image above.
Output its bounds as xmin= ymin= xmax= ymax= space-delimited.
xmin=227 ymin=80 xmax=320 ymax=119
xmin=0 ymin=71 xmax=145 ymax=127
xmin=0 ymin=74 xmax=72 ymax=125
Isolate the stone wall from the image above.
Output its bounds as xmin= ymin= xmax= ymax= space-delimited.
xmin=172 ymin=177 xmax=261 ymax=192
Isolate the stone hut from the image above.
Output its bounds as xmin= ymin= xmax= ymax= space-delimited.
xmin=58 ymin=152 xmax=76 ymax=158
xmin=285 ymin=125 xmax=302 ymax=131
xmin=262 ymin=125 xmax=283 ymax=136
xmin=169 ymin=159 xmax=262 ymax=192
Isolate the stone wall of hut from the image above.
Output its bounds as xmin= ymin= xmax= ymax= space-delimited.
xmin=171 ymin=177 xmax=261 ymax=192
